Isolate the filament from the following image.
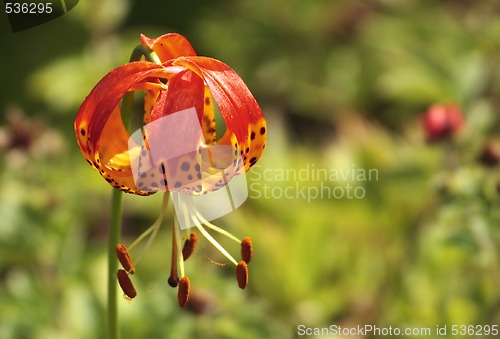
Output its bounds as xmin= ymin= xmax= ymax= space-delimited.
xmin=127 ymin=193 xmax=169 ymax=265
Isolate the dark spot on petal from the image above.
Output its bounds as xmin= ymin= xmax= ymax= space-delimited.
xmin=205 ymin=97 xmax=211 ymax=105
xmin=187 ymin=174 xmax=193 ymax=180
xmin=197 ymin=173 xmax=202 ymax=179
xmin=250 ymin=132 xmax=256 ymax=140
xmin=160 ymin=179 xmax=167 ymax=186
xmin=175 ymin=181 xmax=182 ymax=188
xmin=194 ymin=164 xmax=201 ymax=172
xmin=80 ymin=129 xmax=86 ymax=136
xmin=181 ymin=162 xmax=190 ymax=171
xmin=260 ymin=127 xmax=266 ymax=135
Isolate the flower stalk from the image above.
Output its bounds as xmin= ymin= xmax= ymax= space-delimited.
xmin=108 ymin=188 xmax=123 ymax=339
xmin=107 ymin=44 xmax=160 ymax=339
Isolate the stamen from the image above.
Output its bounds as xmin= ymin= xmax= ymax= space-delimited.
xmin=117 ymin=269 xmax=137 ymax=299
xmin=236 ymin=261 xmax=248 ymax=289
xmin=178 ymin=276 xmax=190 ymax=307
xmin=116 ymin=244 xmax=135 ymax=274
xmin=169 ymin=217 xmax=179 ymax=288
xmin=173 ymin=214 xmax=185 ymax=278
xmin=192 ymin=215 xmax=238 ymax=266
xmin=193 ymin=208 xmax=240 ymax=244
xmin=179 ymin=195 xmax=239 ymax=266
xmin=240 ymin=236 xmax=253 ymax=264
xmin=127 ymin=193 xmax=169 ymax=267
xmin=182 ymin=232 xmax=198 ymax=261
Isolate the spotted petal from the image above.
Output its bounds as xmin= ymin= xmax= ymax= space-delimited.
xmin=75 ymin=62 xmax=177 ymax=195
xmin=171 ymin=57 xmax=267 ymax=171
xmin=75 ymin=35 xmax=266 ymax=196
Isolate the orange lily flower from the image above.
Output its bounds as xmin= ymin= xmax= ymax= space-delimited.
xmin=75 ymin=33 xmax=266 ymax=196
xmin=75 ymin=33 xmax=264 ymax=306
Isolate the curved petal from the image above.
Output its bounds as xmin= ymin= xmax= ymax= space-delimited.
xmin=76 ymin=34 xmax=266 ymax=196
xmin=150 ymin=69 xmax=204 ymax=123
xmin=170 ymin=57 xmax=266 ymax=171
xmin=140 ymin=33 xmax=197 ymax=62
xmin=75 ymin=61 xmax=182 ymax=195
xmin=140 ymin=33 xmax=198 ymax=126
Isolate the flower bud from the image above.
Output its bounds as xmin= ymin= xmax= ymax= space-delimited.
xmin=421 ymin=104 xmax=464 ymax=142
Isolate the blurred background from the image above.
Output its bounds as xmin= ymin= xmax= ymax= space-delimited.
xmin=1 ymin=0 xmax=500 ymax=338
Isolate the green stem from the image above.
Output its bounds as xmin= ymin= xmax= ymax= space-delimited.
xmin=108 ymin=188 xmax=123 ymax=339
xmin=107 ymin=44 xmax=161 ymax=339
xmin=129 ymin=45 xmax=161 ymax=64
xmin=121 ymin=46 xmax=160 ymax=131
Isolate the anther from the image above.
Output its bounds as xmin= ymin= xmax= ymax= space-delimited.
xmin=182 ymin=232 xmax=198 ymax=261
xmin=240 ymin=236 xmax=253 ymax=264
xmin=236 ymin=261 xmax=248 ymax=289
xmin=178 ymin=276 xmax=191 ymax=308
xmin=116 ymin=244 xmax=135 ymax=274
xmin=117 ymin=269 xmax=137 ymax=299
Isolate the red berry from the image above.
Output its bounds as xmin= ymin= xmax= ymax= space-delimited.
xmin=421 ymin=104 xmax=464 ymax=142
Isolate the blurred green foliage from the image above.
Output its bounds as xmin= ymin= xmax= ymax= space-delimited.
xmin=1 ymin=0 xmax=500 ymax=338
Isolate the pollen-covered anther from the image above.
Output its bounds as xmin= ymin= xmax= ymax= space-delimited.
xmin=240 ymin=236 xmax=253 ymax=264
xmin=178 ymin=276 xmax=191 ymax=307
xmin=182 ymin=232 xmax=198 ymax=261
xmin=236 ymin=261 xmax=249 ymax=289
xmin=116 ymin=244 xmax=136 ymax=274
xmin=117 ymin=269 xmax=137 ymax=299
